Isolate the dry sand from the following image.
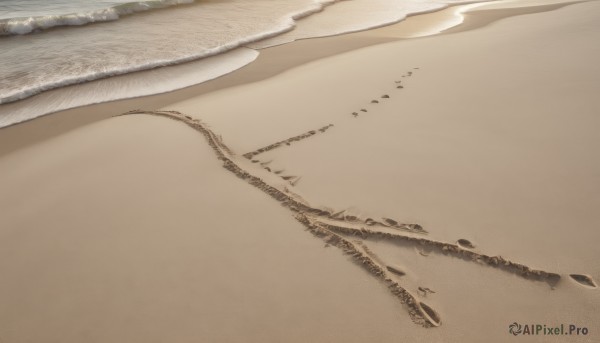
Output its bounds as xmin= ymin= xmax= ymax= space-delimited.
xmin=1 ymin=0 xmax=599 ymax=342
xmin=0 ymin=114 xmax=417 ymax=342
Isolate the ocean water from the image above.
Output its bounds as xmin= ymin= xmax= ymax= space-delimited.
xmin=0 ymin=0 xmax=483 ymax=127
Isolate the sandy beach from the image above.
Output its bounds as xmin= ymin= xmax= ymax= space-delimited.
xmin=1 ymin=0 xmax=599 ymax=342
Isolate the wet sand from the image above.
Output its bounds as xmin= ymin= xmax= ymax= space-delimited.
xmin=0 ymin=0 xmax=583 ymax=156
xmin=0 ymin=1 xmax=599 ymax=342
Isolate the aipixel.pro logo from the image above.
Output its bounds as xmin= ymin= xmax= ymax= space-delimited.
xmin=509 ymin=322 xmax=589 ymax=336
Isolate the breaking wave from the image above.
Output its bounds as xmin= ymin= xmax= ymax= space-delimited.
xmin=0 ymin=0 xmax=195 ymax=36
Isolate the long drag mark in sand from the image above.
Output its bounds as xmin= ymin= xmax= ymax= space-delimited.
xmin=243 ymin=124 xmax=334 ymax=159
xmin=117 ymin=108 xmax=596 ymax=327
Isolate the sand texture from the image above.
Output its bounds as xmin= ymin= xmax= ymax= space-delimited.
xmin=1 ymin=1 xmax=599 ymax=342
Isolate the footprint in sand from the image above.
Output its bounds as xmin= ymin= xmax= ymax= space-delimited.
xmin=569 ymin=274 xmax=597 ymax=288
xmin=457 ymin=239 xmax=475 ymax=249
xmin=397 ymin=224 xmax=425 ymax=232
xmin=371 ymin=100 xmax=379 ymax=104
xmin=365 ymin=218 xmax=380 ymax=226
xmin=406 ymin=223 xmax=424 ymax=232
xmin=352 ymin=112 xmax=358 ymax=117
xmin=386 ymin=265 xmax=406 ymax=277
xmin=546 ymin=273 xmax=562 ymax=289
xmin=330 ymin=210 xmax=345 ymax=219
xmin=418 ymin=302 xmax=441 ymax=327
xmin=318 ymin=124 xmax=333 ymax=133
xmin=382 ymin=217 xmax=398 ymax=226
xmin=344 ymin=215 xmax=358 ymax=222
xmin=397 ymin=85 xmax=404 ymax=89
xmin=415 ymin=246 xmax=432 ymax=257
xmin=381 ymin=94 xmax=390 ymax=99
xmin=360 ymin=109 xmax=367 ymax=112
xmin=417 ymin=286 xmax=436 ymax=297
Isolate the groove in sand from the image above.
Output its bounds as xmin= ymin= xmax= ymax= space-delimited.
xmin=243 ymin=124 xmax=334 ymax=159
xmin=116 ymin=109 xmax=587 ymax=327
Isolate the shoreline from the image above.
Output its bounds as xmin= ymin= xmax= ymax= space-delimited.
xmin=443 ymin=0 xmax=586 ymax=34
xmin=1 ymin=1 xmax=599 ymax=341
xmin=0 ymin=0 xmax=585 ymax=156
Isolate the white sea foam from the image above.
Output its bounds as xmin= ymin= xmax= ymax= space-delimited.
xmin=0 ymin=0 xmax=194 ymax=35
xmin=0 ymin=0 xmax=492 ymax=128
xmin=0 ymin=48 xmax=258 ymax=128
xmin=0 ymin=0 xmax=323 ymax=106
xmin=1 ymin=0 xmax=349 ymax=107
